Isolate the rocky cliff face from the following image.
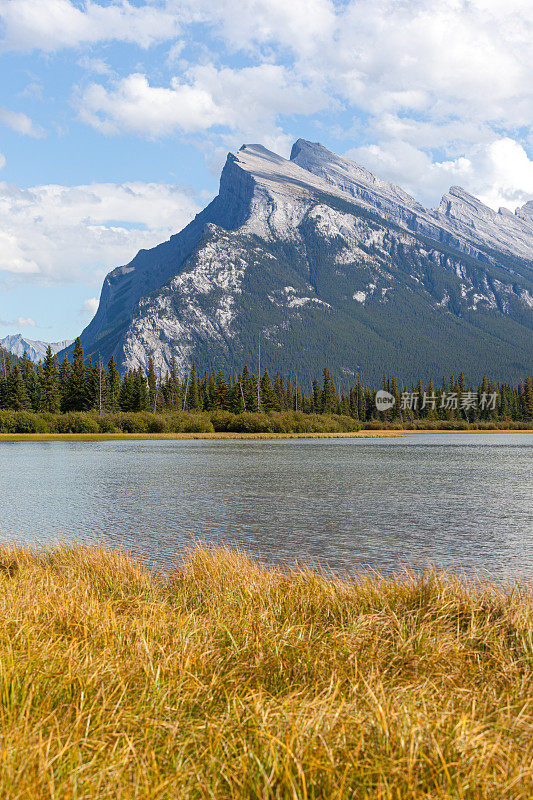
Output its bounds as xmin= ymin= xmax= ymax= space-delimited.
xmin=60 ymin=140 xmax=533 ymax=384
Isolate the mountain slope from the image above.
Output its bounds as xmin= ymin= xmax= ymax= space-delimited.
xmin=60 ymin=141 xmax=533 ymax=384
xmin=1 ymin=334 xmax=73 ymax=363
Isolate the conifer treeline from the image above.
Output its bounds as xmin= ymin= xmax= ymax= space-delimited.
xmin=1 ymin=338 xmax=532 ymax=421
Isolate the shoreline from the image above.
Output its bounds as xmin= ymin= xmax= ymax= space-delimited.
xmin=0 ymin=428 xmax=530 ymax=441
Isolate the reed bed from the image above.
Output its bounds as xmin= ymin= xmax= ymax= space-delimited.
xmin=0 ymin=543 xmax=531 ymax=799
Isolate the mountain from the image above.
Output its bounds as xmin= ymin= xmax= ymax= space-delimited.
xmin=1 ymin=334 xmax=74 ymax=363
xmin=59 ymin=140 xmax=533 ymax=385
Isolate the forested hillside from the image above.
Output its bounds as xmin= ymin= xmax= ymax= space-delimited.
xmin=2 ymin=339 xmax=532 ymax=426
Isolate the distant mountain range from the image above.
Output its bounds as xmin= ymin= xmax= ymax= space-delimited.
xmin=1 ymin=334 xmax=74 ymax=363
xmin=58 ymin=139 xmax=533 ymax=384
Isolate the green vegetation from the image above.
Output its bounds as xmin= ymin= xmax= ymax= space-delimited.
xmin=0 ymin=410 xmax=531 ymax=436
xmin=1 ymin=340 xmax=532 ymax=430
xmin=0 ymin=543 xmax=532 ymax=798
xmin=0 ymin=409 xmax=361 ymax=435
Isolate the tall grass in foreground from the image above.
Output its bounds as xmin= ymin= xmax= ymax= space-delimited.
xmin=0 ymin=544 xmax=532 ymax=799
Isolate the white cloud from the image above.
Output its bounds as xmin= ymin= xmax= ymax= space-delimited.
xmin=3 ymin=0 xmax=533 ymax=214
xmin=81 ymin=297 xmax=98 ymax=318
xmin=79 ymin=64 xmax=329 ymax=139
xmin=0 ymin=314 xmax=36 ymax=326
xmin=77 ymin=55 xmax=111 ymax=75
xmin=0 ymin=0 xmax=181 ymax=52
xmin=294 ymin=0 xmax=533 ymax=208
xmin=183 ymin=0 xmax=533 ymax=134
xmin=20 ymin=81 xmax=44 ymax=100
xmin=184 ymin=0 xmax=336 ymax=58
xmin=349 ymin=137 xmax=533 ymax=211
xmin=70 ymin=0 xmax=533 ymax=208
xmin=0 ymin=181 xmax=199 ymax=283
xmin=0 ymin=152 xmax=5 ymax=169
xmin=0 ymin=230 xmax=40 ymax=273
xmin=0 ymin=106 xmax=43 ymax=137
xmin=80 ymin=73 xmax=222 ymax=137
xmin=466 ymin=139 xmax=533 ymax=211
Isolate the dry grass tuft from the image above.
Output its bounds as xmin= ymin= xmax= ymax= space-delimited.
xmin=0 ymin=543 xmax=531 ymax=798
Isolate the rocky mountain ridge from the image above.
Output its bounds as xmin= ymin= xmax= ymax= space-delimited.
xmin=59 ymin=140 xmax=533 ymax=384
xmin=1 ymin=334 xmax=74 ymax=363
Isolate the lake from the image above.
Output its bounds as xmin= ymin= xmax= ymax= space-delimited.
xmin=1 ymin=433 xmax=532 ymax=579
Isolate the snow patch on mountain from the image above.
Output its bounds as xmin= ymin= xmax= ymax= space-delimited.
xmin=268 ymin=286 xmax=330 ymax=310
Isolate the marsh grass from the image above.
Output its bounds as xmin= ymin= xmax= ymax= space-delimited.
xmin=0 ymin=543 xmax=532 ymax=798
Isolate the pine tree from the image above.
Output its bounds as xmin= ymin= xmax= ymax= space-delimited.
xmin=134 ymin=369 xmax=149 ymax=411
xmin=523 ymin=376 xmax=533 ymax=419
xmin=6 ymin=365 xmax=28 ymax=410
xmin=21 ymin=352 xmax=39 ymax=411
xmin=260 ymin=369 xmax=277 ymax=411
xmin=294 ymin=376 xmax=302 ymax=412
xmin=312 ymin=378 xmax=323 ymax=413
xmin=166 ymin=355 xmax=181 ymax=410
xmin=0 ymin=349 xmax=9 ymax=408
xmin=67 ymin=338 xmax=86 ymax=411
xmin=58 ymin=357 xmax=71 ymax=412
xmin=84 ymin=358 xmax=98 ymax=411
xmin=147 ymin=355 xmax=157 ymax=411
xmin=40 ymin=346 xmax=61 ymax=413
xmin=390 ymin=375 xmax=400 ymax=419
xmin=273 ymin=372 xmax=285 ymax=411
xmin=188 ymin=364 xmax=200 ymax=410
xmin=322 ymin=368 xmax=338 ymax=413
xmin=240 ymin=365 xmax=255 ymax=410
xmin=119 ymin=371 xmax=134 ymax=412
xmin=214 ymin=371 xmax=228 ymax=409
xmin=107 ymin=357 xmax=121 ymax=412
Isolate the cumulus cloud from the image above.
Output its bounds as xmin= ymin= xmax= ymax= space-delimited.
xmin=183 ymin=0 xmax=336 ymax=58
xmin=81 ymin=297 xmax=99 ymax=318
xmin=79 ymin=64 xmax=330 ymax=139
xmin=3 ymin=0 xmax=533 ymax=215
xmin=180 ymin=0 xmax=532 ymax=129
xmin=319 ymin=1 xmax=531 ymax=202
xmin=0 ymin=181 xmax=199 ymax=283
xmin=69 ymin=0 xmax=533 ymax=208
xmin=0 ymin=0 xmax=180 ymax=51
xmin=475 ymin=139 xmax=533 ymax=210
xmin=0 ymin=315 xmax=36 ymax=326
xmin=0 ymin=107 xmax=43 ymax=137
xmin=350 ymin=138 xmax=533 ymax=211
xmin=0 ymin=230 xmax=40 ymax=274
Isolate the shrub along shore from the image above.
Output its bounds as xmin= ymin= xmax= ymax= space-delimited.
xmin=0 ymin=408 xmax=532 ymax=435
xmin=0 ymin=543 xmax=531 ymax=798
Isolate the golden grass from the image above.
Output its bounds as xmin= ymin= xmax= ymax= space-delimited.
xmin=1 ymin=429 xmax=530 ymax=441
xmin=0 ymin=431 xmax=399 ymax=441
xmin=0 ymin=543 xmax=532 ymax=799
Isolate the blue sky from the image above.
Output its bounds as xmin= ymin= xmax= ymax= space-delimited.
xmin=1 ymin=0 xmax=533 ymax=342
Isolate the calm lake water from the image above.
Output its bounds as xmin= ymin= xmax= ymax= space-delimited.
xmin=1 ymin=433 xmax=532 ymax=579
